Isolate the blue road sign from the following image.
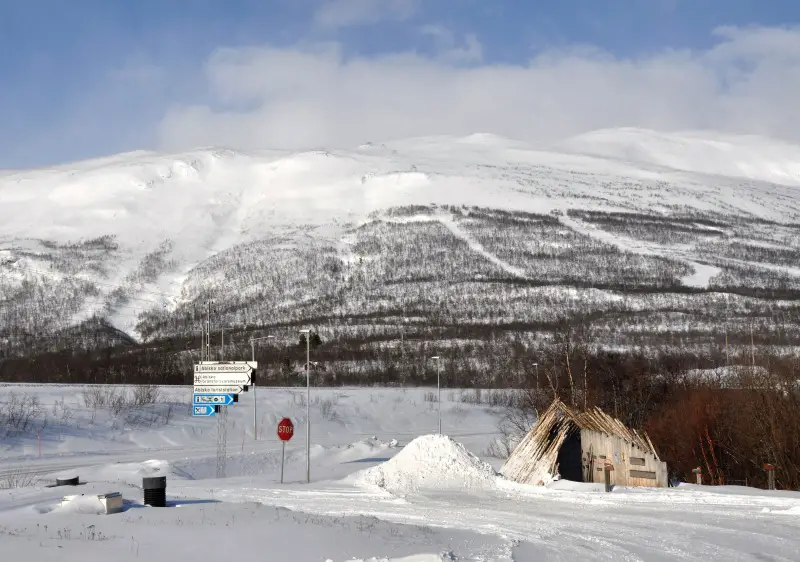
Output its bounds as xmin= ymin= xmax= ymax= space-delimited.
xmin=192 ymin=405 xmax=216 ymax=417
xmin=193 ymin=394 xmax=235 ymax=406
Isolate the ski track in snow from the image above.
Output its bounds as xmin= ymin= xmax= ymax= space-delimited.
xmin=559 ymin=213 xmax=725 ymax=288
xmin=380 ymin=213 xmax=528 ymax=279
xmin=438 ymin=215 xmax=528 ymax=279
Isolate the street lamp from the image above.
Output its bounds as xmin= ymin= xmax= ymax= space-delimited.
xmin=300 ymin=329 xmax=311 ymax=483
xmin=533 ymin=362 xmax=539 ymax=391
xmin=429 ymin=355 xmax=442 ymax=434
xmin=250 ymin=335 xmax=275 ymax=440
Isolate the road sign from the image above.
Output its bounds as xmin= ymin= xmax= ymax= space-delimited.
xmin=194 ymin=372 xmax=252 ymax=386
xmin=193 ymin=362 xmax=256 ymax=393
xmin=193 ymin=385 xmax=247 ymax=395
xmin=193 ymin=394 xmax=235 ymax=406
xmin=192 ymin=405 xmax=216 ymax=417
xmin=194 ymin=361 xmax=256 ymax=373
xmin=277 ymin=418 xmax=294 ymax=441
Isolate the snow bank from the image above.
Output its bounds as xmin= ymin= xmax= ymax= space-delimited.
xmin=349 ymin=434 xmax=498 ymax=496
xmin=762 ymin=506 xmax=800 ymax=516
xmin=49 ymin=459 xmax=192 ymax=487
xmin=338 ymin=554 xmax=446 ymax=562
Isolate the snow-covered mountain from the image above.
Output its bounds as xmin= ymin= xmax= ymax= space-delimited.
xmin=1 ymin=128 xmax=799 ymax=363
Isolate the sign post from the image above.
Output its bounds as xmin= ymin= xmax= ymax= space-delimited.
xmin=277 ymin=418 xmax=294 ymax=484
xmin=604 ymin=463 xmax=614 ymax=493
xmin=764 ymin=463 xmax=775 ymax=490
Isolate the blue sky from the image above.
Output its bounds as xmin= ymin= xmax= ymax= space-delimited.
xmin=2 ymin=0 xmax=799 ymax=168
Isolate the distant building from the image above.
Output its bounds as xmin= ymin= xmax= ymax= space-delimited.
xmin=501 ymin=399 xmax=668 ymax=488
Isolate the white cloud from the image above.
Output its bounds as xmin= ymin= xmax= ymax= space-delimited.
xmin=157 ymin=25 xmax=800 ymax=152
xmin=313 ymin=0 xmax=420 ymax=29
xmin=418 ymin=25 xmax=483 ymax=63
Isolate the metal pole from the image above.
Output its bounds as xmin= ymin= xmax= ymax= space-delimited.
xmin=251 ymin=340 xmax=257 ymax=440
xmin=437 ymin=357 xmax=441 ymax=435
xmin=206 ymin=302 xmax=211 ymax=362
xmin=221 ymin=328 xmax=224 ymax=362
xmin=280 ymin=441 xmax=285 ymax=484
xmin=306 ymin=332 xmax=310 ymax=483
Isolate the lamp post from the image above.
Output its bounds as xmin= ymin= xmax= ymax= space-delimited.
xmin=533 ymin=362 xmax=539 ymax=391
xmin=250 ymin=335 xmax=275 ymax=440
xmin=429 ymin=355 xmax=442 ymax=434
xmin=300 ymin=329 xmax=311 ymax=483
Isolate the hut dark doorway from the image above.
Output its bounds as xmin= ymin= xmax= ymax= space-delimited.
xmin=556 ymin=430 xmax=583 ymax=482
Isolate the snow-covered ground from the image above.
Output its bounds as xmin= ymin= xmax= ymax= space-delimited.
xmin=1 ymin=384 xmax=799 ymax=561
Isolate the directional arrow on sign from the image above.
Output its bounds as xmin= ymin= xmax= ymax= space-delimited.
xmin=192 ymin=405 xmax=216 ymax=417
xmin=193 ymin=394 xmax=235 ymax=406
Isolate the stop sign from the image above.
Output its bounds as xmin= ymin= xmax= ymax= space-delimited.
xmin=277 ymin=418 xmax=294 ymax=441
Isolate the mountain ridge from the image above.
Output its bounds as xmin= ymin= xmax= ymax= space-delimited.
xmin=1 ymin=128 xmax=799 ymax=372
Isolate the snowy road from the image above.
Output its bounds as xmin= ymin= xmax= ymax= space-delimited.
xmin=208 ymin=481 xmax=800 ymax=561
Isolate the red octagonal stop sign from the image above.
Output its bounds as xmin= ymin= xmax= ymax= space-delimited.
xmin=277 ymin=417 xmax=294 ymax=441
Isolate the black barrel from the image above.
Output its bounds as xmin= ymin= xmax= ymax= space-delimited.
xmin=56 ymin=476 xmax=79 ymax=486
xmin=142 ymin=476 xmax=166 ymax=507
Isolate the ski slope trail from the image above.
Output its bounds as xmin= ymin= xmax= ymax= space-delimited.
xmin=438 ymin=215 xmax=528 ymax=279
xmin=380 ymin=213 xmax=528 ymax=279
xmin=558 ymin=212 xmax=724 ymax=288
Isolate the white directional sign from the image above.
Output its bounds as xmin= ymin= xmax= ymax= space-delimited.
xmin=193 ymin=361 xmax=256 ymax=390
xmin=194 ymin=362 xmax=256 ymax=373
xmin=194 ymin=372 xmax=251 ymax=386
xmin=193 ymin=385 xmax=246 ymax=394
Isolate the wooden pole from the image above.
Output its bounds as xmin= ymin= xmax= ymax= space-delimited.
xmin=604 ymin=464 xmax=614 ymax=493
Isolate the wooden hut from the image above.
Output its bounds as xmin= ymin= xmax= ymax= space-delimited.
xmin=501 ymin=399 xmax=668 ymax=488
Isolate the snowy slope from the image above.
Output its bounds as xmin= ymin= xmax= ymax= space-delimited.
xmin=558 ymin=127 xmax=800 ymax=187
xmin=2 ymin=128 xmax=800 ymax=342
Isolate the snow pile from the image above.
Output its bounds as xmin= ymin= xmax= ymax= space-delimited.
xmin=350 ymin=434 xmax=498 ymax=496
xmin=51 ymin=494 xmax=107 ymax=515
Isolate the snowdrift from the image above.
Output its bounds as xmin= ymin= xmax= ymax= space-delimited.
xmin=559 ymin=127 xmax=800 ymax=186
xmin=349 ymin=434 xmax=498 ymax=496
xmin=48 ymin=459 xmax=192 ymax=487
